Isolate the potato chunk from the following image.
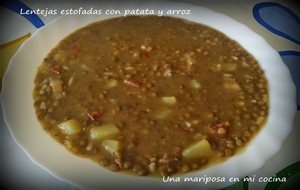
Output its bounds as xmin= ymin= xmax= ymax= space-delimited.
xmin=90 ymin=124 xmax=120 ymax=140
xmin=190 ymin=79 xmax=201 ymax=89
xmin=223 ymin=75 xmax=241 ymax=91
xmin=161 ymin=96 xmax=177 ymax=105
xmin=222 ymin=63 xmax=237 ymax=71
xmin=102 ymin=140 xmax=120 ymax=155
xmin=155 ymin=109 xmax=172 ymax=119
xmin=50 ymin=78 xmax=63 ymax=93
xmin=106 ymin=79 xmax=118 ymax=88
xmin=182 ymin=139 xmax=213 ymax=160
xmin=58 ymin=119 xmax=82 ymax=135
xmin=50 ymin=78 xmax=64 ymax=99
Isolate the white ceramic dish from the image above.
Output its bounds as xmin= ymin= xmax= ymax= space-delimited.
xmin=1 ymin=2 xmax=296 ymax=189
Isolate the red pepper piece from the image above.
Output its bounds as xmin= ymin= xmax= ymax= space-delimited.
xmin=51 ymin=65 xmax=63 ymax=75
xmin=71 ymin=46 xmax=79 ymax=56
xmin=181 ymin=128 xmax=192 ymax=134
xmin=141 ymin=52 xmax=149 ymax=59
xmin=209 ymin=121 xmax=231 ymax=137
xmin=88 ymin=111 xmax=104 ymax=121
xmin=123 ymin=79 xmax=140 ymax=88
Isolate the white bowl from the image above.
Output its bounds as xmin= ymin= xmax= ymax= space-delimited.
xmin=1 ymin=2 xmax=296 ymax=189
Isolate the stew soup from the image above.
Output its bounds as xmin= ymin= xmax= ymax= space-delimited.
xmin=33 ymin=16 xmax=269 ymax=176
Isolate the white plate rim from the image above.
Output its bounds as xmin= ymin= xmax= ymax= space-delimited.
xmin=1 ymin=1 xmax=297 ymax=189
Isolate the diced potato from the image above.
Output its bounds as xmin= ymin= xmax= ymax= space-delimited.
xmin=234 ymin=101 xmax=245 ymax=107
xmin=223 ymin=76 xmax=241 ymax=91
xmin=182 ymin=139 xmax=213 ymax=160
xmin=148 ymin=162 xmax=156 ymax=173
xmin=263 ymin=94 xmax=268 ymax=102
xmin=90 ymin=124 xmax=120 ymax=140
xmin=102 ymin=140 xmax=120 ymax=155
xmin=58 ymin=119 xmax=82 ymax=135
xmin=190 ymin=79 xmax=201 ymax=89
xmin=256 ymin=116 xmax=265 ymax=125
xmin=106 ymin=79 xmax=118 ymax=88
xmin=53 ymin=51 xmax=65 ymax=61
xmin=80 ymin=64 xmax=91 ymax=72
xmin=50 ymin=78 xmax=63 ymax=93
xmin=222 ymin=63 xmax=237 ymax=71
xmin=209 ymin=64 xmax=221 ymax=72
xmin=242 ymin=61 xmax=250 ymax=67
xmin=184 ymin=53 xmax=195 ymax=66
xmin=184 ymin=52 xmax=196 ymax=71
xmin=223 ymin=73 xmax=233 ymax=78
xmin=231 ymin=56 xmax=238 ymax=61
xmin=40 ymin=101 xmax=46 ymax=110
xmin=163 ymin=69 xmax=172 ymax=77
xmin=161 ymin=96 xmax=177 ymax=105
xmin=155 ymin=109 xmax=172 ymax=119
xmin=124 ymin=66 xmax=134 ymax=71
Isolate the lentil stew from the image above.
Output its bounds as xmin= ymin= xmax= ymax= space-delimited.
xmin=33 ymin=16 xmax=269 ymax=176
